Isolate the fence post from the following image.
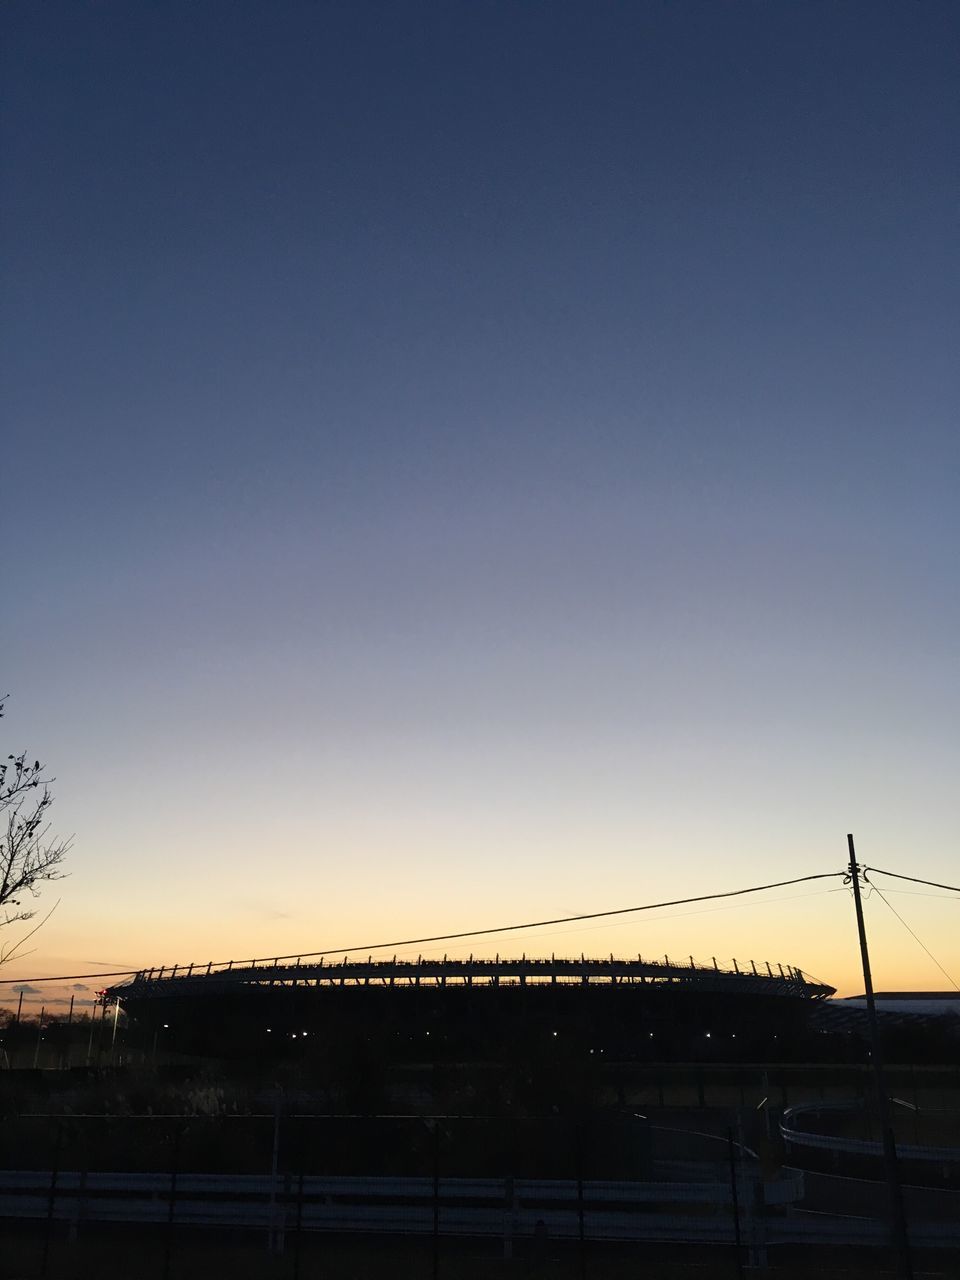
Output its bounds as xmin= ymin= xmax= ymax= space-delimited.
xmin=575 ymin=1121 xmax=586 ymax=1280
xmin=162 ymin=1123 xmax=181 ymax=1280
xmin=293 ymin=1117 xmax=306 ymax=1280
xmin=727 ymin=1127 xmax=744 ymax=1280
xmin=432 ymin=1120 xmax=440 ymax=1280
xmin=503 ymin=1175 xmax=514 ymax=1259
xmin=747 ymin=1149 xmax=767 ymax=1269
xmin=69 ymin=1151 xmax=87 ymax=1246
xmin=268 ymin=1093 xmax=284 ymax=1253
xmin=41 ymin=1121 xmax=63 ymax=1276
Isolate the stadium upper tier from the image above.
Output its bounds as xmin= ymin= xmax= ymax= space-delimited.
xmin=109 ymin=954 xmax=834 ymax=1002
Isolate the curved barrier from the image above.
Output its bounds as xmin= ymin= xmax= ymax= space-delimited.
xmin=781 ymin=1101 xmax=960 ymax=1165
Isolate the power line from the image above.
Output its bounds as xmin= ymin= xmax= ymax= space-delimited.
xmin=870 ymin=884 xmax=960 ymax=994
xmin=883 ymin=889 xmax=960 ymax=901
xmin=864 ymin=866 xmax=960 ymax=896
xmin=0 ymin=871 xmax=843 ymax=986
xmin=392 ymin=887 xmax=845 ymax=959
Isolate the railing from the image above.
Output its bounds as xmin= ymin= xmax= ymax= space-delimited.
xmin=115 ymin=955 xmax=827 ymax=999
xmin=781 ymin=1101 xmax=960 ymax=1164
xmin=1 ymin=1168 xmax=957 ymax=1250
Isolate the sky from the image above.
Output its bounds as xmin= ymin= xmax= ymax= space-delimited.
xmin=2 ymin=1 xmax=958 ymax=1007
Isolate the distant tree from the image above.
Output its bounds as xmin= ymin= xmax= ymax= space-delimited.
xmin=0 ymin=697 xmax=70 ymax=964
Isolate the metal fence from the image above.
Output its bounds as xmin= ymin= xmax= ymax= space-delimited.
xmin=2 ymin=1109 xmax=960 ymax=1277
xmin=0 ymin=1112 xmax=776 ymax=1279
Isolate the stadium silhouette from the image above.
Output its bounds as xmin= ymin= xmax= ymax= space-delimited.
xmin=109 ymin=954 xmax=835 ymax=1062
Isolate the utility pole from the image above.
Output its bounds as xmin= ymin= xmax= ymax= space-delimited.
xmin=847 ymin=833 xmax=912 ymax=1280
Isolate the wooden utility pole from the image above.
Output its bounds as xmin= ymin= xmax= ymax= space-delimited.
xmin=847 ymin=833 xmax=912 ymax=1280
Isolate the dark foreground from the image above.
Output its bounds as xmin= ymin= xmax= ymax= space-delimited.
xmin=2 ymin=1060 xmax=958 ymax=1279
xmin=3 ymin=1228 xmax=956 ymax=1280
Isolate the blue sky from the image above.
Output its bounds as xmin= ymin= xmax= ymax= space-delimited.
xmin=2 ymin=1 xmax=958 ymax=999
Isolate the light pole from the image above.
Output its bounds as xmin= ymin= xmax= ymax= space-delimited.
xmin=110 ymin=998 xmax=122 ymax=1063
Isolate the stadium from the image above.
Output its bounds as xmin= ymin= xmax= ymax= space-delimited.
xmin=108 ymin=953 xmax=835 ymax=1063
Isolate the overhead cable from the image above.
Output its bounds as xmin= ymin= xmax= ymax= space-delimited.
xmin=871 ymin=885 xmax=960 ymax=994
xmin=864 ymin=866 xmax=960 ymax=896
xmin=0 ymin=871 xmax=843 ymax=986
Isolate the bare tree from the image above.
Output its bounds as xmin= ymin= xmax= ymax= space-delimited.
xmin=1 ymin=697 xmax=70 ymax=964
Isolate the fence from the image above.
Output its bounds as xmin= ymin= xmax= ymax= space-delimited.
xmin=0 ymin=1112 xmax=775 ymax=1279
xmin=3 ymin=1109 xmax=960 ymax=1277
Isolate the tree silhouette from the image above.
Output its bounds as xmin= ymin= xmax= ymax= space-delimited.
xmin=0 ymin=697 xmax=70 ymax=964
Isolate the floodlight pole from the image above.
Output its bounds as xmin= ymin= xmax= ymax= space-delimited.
xmin=111 ymin=998 xmax=122 ymax=1063
xmin=847 ymin=833 xmax=912 ymax=1280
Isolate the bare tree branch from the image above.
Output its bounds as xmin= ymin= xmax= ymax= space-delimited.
xmin=0 ymin=696 xmax=70 ymax=964
xmin=0 ymin=900 xmax=61 ymax=967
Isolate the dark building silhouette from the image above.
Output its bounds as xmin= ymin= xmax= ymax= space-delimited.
xmin=110 ymin=954 xmax=834 ymax=1063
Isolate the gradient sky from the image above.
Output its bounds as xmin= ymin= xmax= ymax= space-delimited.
xmin=2 ymin=1 xmax=958 ymax=1006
